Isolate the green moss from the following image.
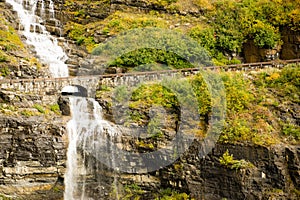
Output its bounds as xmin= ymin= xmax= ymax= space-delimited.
xmin=0 ymin=23 xmax=24 ymax=51
xmin=135 ymin=140 xmax=155 ymax=150
xmin=20 ymin=109 xmax=36 ymax=117
xmin=0 ymin=104 xmax=17 ymax=115
xmin=65 ymin=9 xmax=204 ymax=52
xmin=33 ymin=104 xmax=45 ymax=114
xmin=173 ymin=163 xmax=183 ymax=172
xmin=52 ymin=186 xmax=61 ymax=193
xmin=50 ymin=104 xmax=61 ymax=115
xmin=65 ymin=22 xmax=96 ymax=52
xmin=0 ymin=52 xmax=8 ymax=63
xmin=0 ymin=66 xmax=10 ymax=77
xmin=0 ymin=11 xmax=44 ymax=76
xmin=129 ymin=84 xmax=178 ymax=110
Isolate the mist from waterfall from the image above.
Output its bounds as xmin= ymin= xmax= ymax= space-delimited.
xmin=6 ymin=0 xmax=69 ymax=77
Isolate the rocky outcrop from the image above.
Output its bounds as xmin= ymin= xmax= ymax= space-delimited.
xmin=242 ymin=27 xmax=300 ymax=63
xmin=0 ymin=116 xmax=67 ymax=199
xmin=191 ymin=143 xmax=300 ymax=199
xmin=243 ymin=40 xmax=280 ymax=63
xmin=60 ymin=133 xmax=300 ymax=199
xmin=58 ymin=96 xmax=71 ymax=116
xmin=280 ymin=28 xmax=300 ymax=60
xmin=59 ymin=0 xmax=111 ymax=25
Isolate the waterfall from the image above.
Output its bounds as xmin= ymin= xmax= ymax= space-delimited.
xmin=5 ymin=0 xmax=69 ymax=77
xmin=65 ymin=97 xmax=120 ymax=200
xmin=6 ymin=1 xmax=121 ymax=198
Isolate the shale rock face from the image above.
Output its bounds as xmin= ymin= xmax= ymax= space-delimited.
xmin=190 ymin=143 xmax=300 ymax=199
xmin=243 ymin=27 xmax=300 ymax=63
xmin=243 ymin=40 xmax=280 ymax=63
xmin=0 ymin=116 xmax=67 ymax=200
xmin=63 ymin=134 xmax=300 ymax=199
xmin=281 ymin=28 xmax=300 ymax=60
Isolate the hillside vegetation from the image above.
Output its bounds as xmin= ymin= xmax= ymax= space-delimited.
xmin=64 ymin=0 xmax=300 ymax=65
xmin=97 ymin=64 xmax=300 ymax=147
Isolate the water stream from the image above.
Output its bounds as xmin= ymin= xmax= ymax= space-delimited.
xmin=65 ymin=97 xmax=120 ymax=200
xmin=6 ymin=0 xmax=69 ymax=77
xmin=3 ymin=0 xmax=114 ymax=198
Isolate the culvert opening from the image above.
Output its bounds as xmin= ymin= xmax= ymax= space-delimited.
xmin=61 ymin=85 xmax=88 ymax=97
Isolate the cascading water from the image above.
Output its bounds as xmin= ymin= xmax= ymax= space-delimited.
xmin=6 ymin=1 xmax=121 ymax=198
xmin=65 ymin=97 xmax=120 ymax=200
xmin=5 ymin=0 xmax=69 ymax=77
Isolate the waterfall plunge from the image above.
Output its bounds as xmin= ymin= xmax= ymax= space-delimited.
xmin=6 ymin=1 xmax=121 ymax=198
xmin=65 ymin=97 xmax=120 ymax=200
xmin=6 ymin=0 xmax=69 ymax=77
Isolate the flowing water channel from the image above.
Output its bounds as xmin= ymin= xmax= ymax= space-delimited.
xmin=65 ymin=97 xmax=120 ymax=199
xmin=6 ymin=0 xmax=69 ymax=77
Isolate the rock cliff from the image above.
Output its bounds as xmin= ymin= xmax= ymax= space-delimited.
xmin=0 ymin=116 xmax=67 ymax=200
xmin=0 ymin=0 xmax=300 ymax=199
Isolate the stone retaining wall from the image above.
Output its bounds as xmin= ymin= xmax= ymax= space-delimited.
xmin=1 ymin=59 xmax=299 ymax=97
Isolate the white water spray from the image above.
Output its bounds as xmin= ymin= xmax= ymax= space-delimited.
xmin=65 ymin=97 xmax=120 ymax=200
xmin=6 ymin=0 xmax=69 ymax=77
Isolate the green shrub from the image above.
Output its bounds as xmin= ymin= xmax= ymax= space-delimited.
xmin=122 ymin=183 xmax=144 ymax=199
xmin=282 ymin=123 xmax=300 ymax=140
xmin=155 ymin=188 xmax=193 ymax=200
xmin=20 ymin=109 xmax=35 ymax=116
xmin=220 ymin=118 xmax=250 ymax=143
xmin=219 ymin=149 xmax=254 ymax=170
xmin=189 ymin=25 xmax=216 ymax=56
xmin=191 ymin=74 xmax=212 ymax=116
xmin=0 ymin=66 xmax=10 ymax=77
xmin=92 ymin=28 xmax=211 ymax=70
xmin=202 ymin=0 xmax=299 ymax=55
xmin=249 ymin=20 xmax=281 ymax=48
xmin=114 ymin=85 xmax=130 ymax=102
xmin=253 ymin=64 xmax=300 ymax=103
xmin=219 ymin=149 xmax=235 ymax=166
xmin=221 ymin=72 xmax=254 ymax=112
xmin=129 ymin=84 xmax=178 ymax=109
